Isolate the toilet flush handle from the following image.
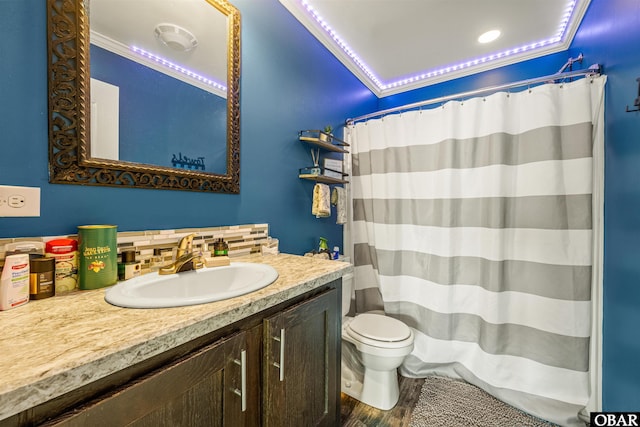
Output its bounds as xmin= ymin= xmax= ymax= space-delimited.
xmin=272 ymin=329 xmax=285 ymax=381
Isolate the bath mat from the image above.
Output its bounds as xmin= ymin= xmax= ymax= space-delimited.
xmin=409 ymin=376 xmax=558 ymax=427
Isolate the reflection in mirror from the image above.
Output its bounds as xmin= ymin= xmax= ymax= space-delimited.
xmin=89 ymin=0 xmax=228 ymax=174
xmin=47 ymin=0 xmax=241 ymax=193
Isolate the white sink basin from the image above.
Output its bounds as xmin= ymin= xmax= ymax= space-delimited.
xmin=105 ymin=262 xmax=279 ymax=308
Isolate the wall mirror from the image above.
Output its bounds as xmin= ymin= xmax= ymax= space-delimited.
xmin=47 ymin=0 xmax=241 ymax=193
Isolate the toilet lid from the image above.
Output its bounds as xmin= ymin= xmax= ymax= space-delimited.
xmin=347 ymin=313 xmax=411 ymax=342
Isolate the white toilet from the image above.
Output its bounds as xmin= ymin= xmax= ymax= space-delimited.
xmin=341 ymin=273 xmax=415 ymax=410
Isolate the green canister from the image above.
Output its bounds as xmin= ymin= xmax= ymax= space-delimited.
xmin=78 ymin=225 xmax=117 ymax=289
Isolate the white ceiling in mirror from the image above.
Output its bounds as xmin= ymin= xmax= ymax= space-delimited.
xmin=90 ymin=0 xmax=228 ymax=97
xmin=280 ymin=0 xmax=592 ymax=97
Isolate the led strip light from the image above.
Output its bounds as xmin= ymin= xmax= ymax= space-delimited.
xmin=130 ymin=46 xmax=227 ymax=93
xmin=300 ymin=0 xmax=580 ymax=92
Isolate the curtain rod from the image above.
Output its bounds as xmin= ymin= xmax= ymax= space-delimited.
xmin=346 ymin=65 xmax=601 ymax=125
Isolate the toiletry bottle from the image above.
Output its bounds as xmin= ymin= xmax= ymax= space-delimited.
xmin=332 ymin=246 xmax=340 ymax=260
xmin=30 ymin=257 xmax=55 ymax=300
xmin=0 ymin=253 xmax=30 ymax=310
xmin=118 ymin=250 xmax=141 ymax=281
xmin=319 ymin=237 xmax=329 ymax=252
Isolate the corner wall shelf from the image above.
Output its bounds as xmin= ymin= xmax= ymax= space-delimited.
xmin=299 ymin=130 xmax=349 ymax=153
xmin=299 ymin=167 xmax=348 ymax=184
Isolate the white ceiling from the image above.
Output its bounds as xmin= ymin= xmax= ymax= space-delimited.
xmin=89 ymin=0 xmax=592 ymax=99
xmin=280 ymin=0 xmax=592 ymax=97
xmin=90 ymin=0 xmax=228 ymax=97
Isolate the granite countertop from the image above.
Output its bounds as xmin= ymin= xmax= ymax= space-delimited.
xmin=0 ymin=253 xmax=351 ymax=421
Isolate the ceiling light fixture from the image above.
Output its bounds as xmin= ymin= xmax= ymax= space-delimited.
xmin=478 ymin=30 xmax=501 ymax=44
xmin=154 ymin=23 xmax=199 ymax=52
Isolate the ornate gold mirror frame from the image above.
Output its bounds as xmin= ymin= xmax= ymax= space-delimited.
xmin=47 ymin=0 xmax=241 ymax=193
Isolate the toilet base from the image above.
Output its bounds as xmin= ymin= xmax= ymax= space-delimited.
xmin=360 ymin=367 xmax=400 ymax=410
xmin=342 ymin=360 xmax=400 ymax=411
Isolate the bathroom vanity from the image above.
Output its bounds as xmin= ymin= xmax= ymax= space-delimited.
xmin=0 ymin=254 xmax=350 ymax=426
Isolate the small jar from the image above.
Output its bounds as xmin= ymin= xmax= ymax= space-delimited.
xmin=30 ymin=257 xmax=55 ymax=300
xmin=118 ymin=250 xmax=141 ymax=281
xmin=45 ymin=238 xmax=78 ymax=293
xmin=213 ymin=238 xmax=229 ymax=257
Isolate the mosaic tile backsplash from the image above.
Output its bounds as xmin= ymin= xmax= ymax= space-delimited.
xmin=0 ymin=224 xmax=270 ymax=273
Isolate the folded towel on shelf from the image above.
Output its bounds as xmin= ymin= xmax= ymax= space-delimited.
xmin=312 ymin=183 xmax=331 ymax=218
xmin=332 ymin=186 xmax=347 ymax=225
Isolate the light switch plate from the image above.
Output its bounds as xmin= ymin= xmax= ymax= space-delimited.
xmin=0 ymin=185 xmax=41 ymax=217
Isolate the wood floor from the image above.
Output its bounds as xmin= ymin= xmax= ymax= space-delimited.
xmin=340 ymin=376 xmax=425 ymax=427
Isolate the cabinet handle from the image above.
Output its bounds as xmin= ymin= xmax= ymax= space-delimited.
xmin=272 ymin=328 xmax=285 ymax=381
xmin=232 ymin=350 xmax=247 ymax=412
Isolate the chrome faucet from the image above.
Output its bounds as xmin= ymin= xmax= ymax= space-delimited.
xmin=159 ymin=234 xmax=204 ymax=275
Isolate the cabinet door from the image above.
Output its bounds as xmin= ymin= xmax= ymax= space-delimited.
xmin=47 ymin=331 xmax=256 ymax=427
xmin=263 ymin=288 xmax=340 ymax=427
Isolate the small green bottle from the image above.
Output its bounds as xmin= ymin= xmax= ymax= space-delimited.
xmin=318 ymin=237 xmax=329 ymax=252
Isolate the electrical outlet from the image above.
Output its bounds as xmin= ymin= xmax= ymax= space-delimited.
xmin=0 ymin=185 xmax=40 ymax=217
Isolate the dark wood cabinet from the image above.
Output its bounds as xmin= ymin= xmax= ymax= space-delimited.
xmin=34 ymin=284 xmax=340 ymax=427
xmin=263 ymin=288 xmax=340 ymax=426
xmin=47 ymin=331 xmax=258 ymax=427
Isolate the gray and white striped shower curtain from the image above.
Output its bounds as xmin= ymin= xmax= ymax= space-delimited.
xmin=347 ymin=76 xmax=606 ymax=426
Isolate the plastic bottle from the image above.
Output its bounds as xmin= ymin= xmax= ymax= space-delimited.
xmin=332 ymin=246 xmax=340 ymax=260
xmin=0 ymin=254 xmax=30 ymax=310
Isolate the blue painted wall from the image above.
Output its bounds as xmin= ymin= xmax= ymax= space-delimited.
xmin=2 ymin=0 xmax=638 ymax=411
xmin=0 ymin=0 xmax=377 ymax=256
xmin=376 ymin=0 xmax=640 ymax=411
xmin=91 ymin=45 xmax=227 ymax=172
